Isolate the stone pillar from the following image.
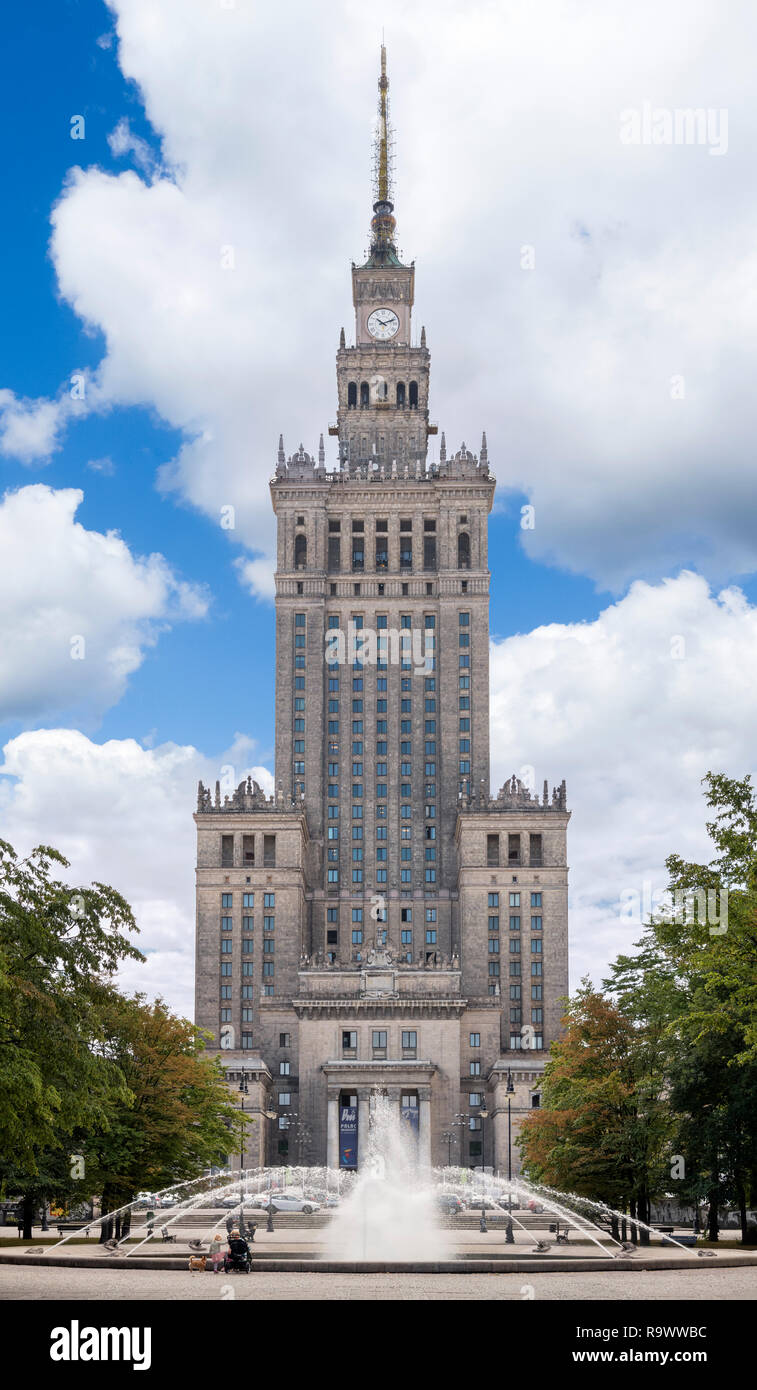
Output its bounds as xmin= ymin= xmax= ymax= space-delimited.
xmin=327 ymin=1093 xmax=339 ymax=1170
xmin=419 ymin=1089 xmax=432 ymax=1167
xmin=357 ymin=1089 xmax=370 ymax=1168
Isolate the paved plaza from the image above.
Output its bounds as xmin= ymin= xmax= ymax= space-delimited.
xmin=1 ymin=1261 xmax=755 ymax=1301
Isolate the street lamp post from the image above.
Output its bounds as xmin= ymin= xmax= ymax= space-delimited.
xmin=237 ymin=1073 xmax=249 ymax=1199
xmin=479 ymin=1102 xmax=489 ymax=1233
xmin=505 ymin=1068 xmax=515 ymax=1245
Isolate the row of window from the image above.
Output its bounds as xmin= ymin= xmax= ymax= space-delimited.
xmin=220 ymin=834 xmax=276 ymax=868
xmin=320 ymin=528 xmax=471 ymax=573
xmin=488 ymin=833 xmax=543 ymax=868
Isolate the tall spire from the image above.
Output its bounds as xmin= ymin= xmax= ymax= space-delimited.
xmin=367 ymin=45 xmax=401 ymax=266
xmin=376 ymin=44 xmax=391 ymax=204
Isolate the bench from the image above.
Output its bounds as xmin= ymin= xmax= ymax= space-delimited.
xmin=56 ymin=1222 xmax=91 ymax=1237
xmin=653 ymin=1225 xmax=674 ymax=1234
xmin=548 ymin=1223 xmax=570 ymax=1243
xmin=662 ymin=1232 xmax=698 ymax=1247
xmin=160 ymin=1227 xmax=177 ymax=1243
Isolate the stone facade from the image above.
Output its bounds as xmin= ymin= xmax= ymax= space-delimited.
xmin=194 ymin=50 xmax=569 ymax=1176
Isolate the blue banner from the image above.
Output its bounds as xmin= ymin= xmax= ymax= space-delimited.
xmin=339 ymin=1105 xmax=358 ymax=1169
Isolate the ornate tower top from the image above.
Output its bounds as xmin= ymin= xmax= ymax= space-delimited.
xmin=365 ymin=45 xmax=405 ymax=269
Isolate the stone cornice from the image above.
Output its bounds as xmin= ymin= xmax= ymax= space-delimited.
xmin=291 ymin=996 xmax=468 ymax=1019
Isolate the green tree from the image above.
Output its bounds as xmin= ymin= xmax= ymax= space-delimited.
xmin=84 ymin=992 xmax=245 ymax=1238
xmin=0 ymin=839 xmax=141 ymax=1234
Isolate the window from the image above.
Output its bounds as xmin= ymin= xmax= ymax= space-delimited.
xmin=221 ymin=893 xmax=232 ymax=908
xmin=488 ymin=915 xmax=499 ymax=932
xmin=531 ymin=916 xmax=543 ymax=931
xmin=457 ymin=531 xmax=470 ymax=568
xmin=279 ymin=1060 xmax=290 ymax=1075
xmin=469 ymin=1060 xmax=481 ymax=1075
xmin=342 ymin=1030 xmax=357 ymax=1054
xmin=221 ymin=916 xmax=233 ymax=932
xmin=530 ymin=833 xmax=543 ymax=867
xmin=279 ymin=1033 xmax=291 ymax=1047
xmin=402 ymin=1030 xmax=417 ymax=1055
xmin=531 ymin=938 xmax=542 ymax=953
xmin=531 ymin=892 xmax=542 ymax=907
xmin=221 ymin=834 xmax=234 ymax=868
xmin=510 ymin=893 xmax=520 ymax=907
xmin=508 ymin=833 xmax=520 ymax=866
xmin=243 ymin=892 xmax=254 ymax=908
xmin=372 ymin=1030 xmax=387 ymax=1056
xmin=469 ymin=1032 xmax=480 ymax=1048
xmin=510 ymin=916 xmax=521 ymax=931
xmin=263 ymin=834 xmax=276 ymax=868
xmin=221 ymin=939 xmax=233 ymax=954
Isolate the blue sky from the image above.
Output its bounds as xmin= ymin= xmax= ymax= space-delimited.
xmin=0 ymin=0 xmax=608 ymax=760
xmin=2 ymin=0 xmax=755 ymax=1014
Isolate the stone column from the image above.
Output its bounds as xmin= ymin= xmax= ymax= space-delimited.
xmin=327 ymin=1093 xmax=339 ymax=1170
xmin=357 ymin=1089 xmax=370 ymax=1168
xmin=418 ymin=1089 xmax=432 ymax=1167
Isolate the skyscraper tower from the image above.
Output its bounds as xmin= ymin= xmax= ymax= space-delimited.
xmin=195 ymin=49 xmax=569 ymax=1175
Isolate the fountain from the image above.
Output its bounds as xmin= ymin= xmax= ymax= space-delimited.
xmin=324 ymin=1094 xmax=448 ymax=1261
xmin=8 ymin=1096 xmax=748 ymax=1276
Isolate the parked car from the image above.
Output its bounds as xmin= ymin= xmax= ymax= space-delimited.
xmin=255 ymin=1194 xmax=321 ymax=1214
xmin=436 ymin=1193 xmax=465 ymax=1215
xmin=220 ymin=1195 xmax=246 ymax=1208
xmin=525 ymin=1198 xmax=544 ymax=1213
xmin=467 ymin=1195 xmax=500 ymax=1210
xmin=496 ymin=1194 xmax=521 ymax=1211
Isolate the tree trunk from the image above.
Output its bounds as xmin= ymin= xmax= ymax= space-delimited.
xmin=638 ymin=1185 xmax=650 ymax=1246
xmin=629 ymin=1197 xmax=638 ymax=1245
xmin=610 ymin=1214 xmax=620 ymax=1242
xmin=99 ymin=1187 xmax=115 ymax=1243
xmin=706 ymin=1189 xmax=719 ymax=1242
xmin=736 ymin=1178 xmax=749 ymax=1245
xmin=21 ymin=1194 xmax=35 ymax=1241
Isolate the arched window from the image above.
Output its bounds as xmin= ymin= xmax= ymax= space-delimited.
xmin=409 ymin=381 xmax=419 ymax=408
xmin=457 ymin=532 xmax=470 ymax=569
xmin=347 ymin=382 xmax=357 ymax=408
xmin=294 ymin=534 xmax=307 ymax=569
xmin=360 ymin=382 xmax=369 ymax=407
xmin=396 ymin=382 xmax=406 ymax=407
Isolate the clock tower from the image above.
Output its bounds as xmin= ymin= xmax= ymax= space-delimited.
xmin=330 ymin=47 xmax=436 ymax=470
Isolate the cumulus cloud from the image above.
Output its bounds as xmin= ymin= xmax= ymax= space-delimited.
xmin=0 ymin=0 xmax=745 ymax=594
xmin=0 ymin=484 xmax=209 ymax=724
xmin=490 ymin=571 xmax=757 ymax=986
xmin=0 ymin=388 xmax=82 ymax=463
xmin=0 ymin=730 xmax=273 ymax=1018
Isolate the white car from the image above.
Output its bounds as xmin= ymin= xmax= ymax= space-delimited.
xmin=256 ymin=1194 xmax=321 ymax=1214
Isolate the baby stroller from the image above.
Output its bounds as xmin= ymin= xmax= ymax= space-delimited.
xmin=225 ymin=1234 xmax=251 ymax=1274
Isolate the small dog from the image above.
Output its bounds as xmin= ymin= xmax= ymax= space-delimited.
xmin=188 ymin=1254 xmax=207 ymax=1272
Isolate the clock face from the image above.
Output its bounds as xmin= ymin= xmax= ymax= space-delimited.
xmin=367 ymin=308 xmax=400 ymax=340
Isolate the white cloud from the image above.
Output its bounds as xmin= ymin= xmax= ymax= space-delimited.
xmin=490 ymin=571 xmax=757 ymax=987
xmin=0 ymin=0 xmax=745 ymax=593
xmin=0 ymin=484 xmax=208 ymax=724
xmin=0 ymin=389 xmax=78 ymax=463
xmin=107 ymin=117 xmax=162 ymax=178
xmin=0 ymin=729 xmax=273 ymax=1018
